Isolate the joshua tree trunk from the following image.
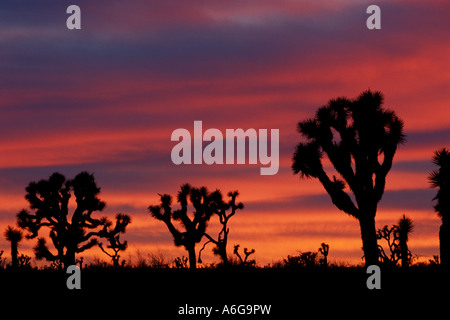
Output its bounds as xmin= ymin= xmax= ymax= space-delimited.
xmin=400 ymin=239 xmax=409 ymax=269
xmin=440 ymin=222 xmax=449 ymax=267
xmin=11 ymin=242 xmax=18 ymax=268
xmin=187 ymin=244 xmax=196 ymax=270
xmin=64 ymin=249 xmax=76 ymax=269
xmin=217 ymin=243 xmax=229 ymax=266
xmin=359 ymin=213 xmax=378 ymax=266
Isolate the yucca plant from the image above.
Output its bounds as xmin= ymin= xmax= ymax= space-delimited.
xmin=4 ymin=225 xmax=23 ymax=268
xmin=396 ymin=215 xmax=414 ymax=268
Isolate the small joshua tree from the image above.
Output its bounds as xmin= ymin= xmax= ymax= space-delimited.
xmin=148 ymin=184 xmax=223 ymax=269
xmin=377 ymin=215 xmax=414 ymax=268
xmin=233 ymin=245 xmax=256 ymax=267
xmin=199 ymin=191 xmax=244 ymax=266
xmin=318 ymin=242 xmax=330 ymax=267
xmin=377 ymin=225 xmax=400 ymax=267
xmin=98 ymin=213 xmax=131 ymax=267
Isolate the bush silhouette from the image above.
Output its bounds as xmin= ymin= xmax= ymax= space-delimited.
xmin=377 ymin=225 xmax=399 ymax=267
xmin=233 ymin=245 xmax=256 ymax=267
xmin=292 ymin=90 xmax=405 ymax=265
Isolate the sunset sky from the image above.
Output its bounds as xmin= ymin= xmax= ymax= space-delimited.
xmin=1 ymin=0 xmax=449 ymax=266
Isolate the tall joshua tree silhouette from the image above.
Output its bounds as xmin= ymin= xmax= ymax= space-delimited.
xmin=4 ymin=226 xmax=23 ymax=269
xmin=429 ymin=148 xmax=450 ymax=267
xmin=17 ymin=172 xmax=129 ymax=268
xmin=292 ymin=90 xmax=405 ymax=265
xmin=148 ymin=184 xmax=224 ymax=269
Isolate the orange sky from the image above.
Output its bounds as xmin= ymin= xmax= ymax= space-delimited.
xmin=0 ymin=0 xmax=449 ymax=266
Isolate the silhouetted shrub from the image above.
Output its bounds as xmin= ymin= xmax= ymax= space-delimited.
xmin=173 ymin=256 xmax=189 ymax=269
xmin=284 ymin=251 xmax=319 ymax=268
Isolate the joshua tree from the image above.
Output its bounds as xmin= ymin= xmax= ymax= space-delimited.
xmin=377 ymin=215 xmax=414 ymax=268
xmin=173 ymin=256 xmax=189 ymax=269
xmin=318 ymin=242 xmax=330 ymax=267
xmin=148 ymin=184 xmax=223 ymax=269
xmin=199 ymin=191 xmax=244 ymax=266
xmin=0 ymin=251 xmax=5 ymax=269
xmin=17 ymin=172 xmax=127 ymax=268
xmin=396 ymin=215 xmax=414 ymax=268
xmin=283 ymin=251 xmax=318 ymax=268
xmin=4 ymin=225 xmax=23 ymax=268
xmin=429 ymin=148 xmax=450 ymax=267
xmin=98 ymin=213 xmax=131 ymax=267
xmin=377 ymin=225 xmax=399 ymax=267
xmin=233 ymin=245 xmax=256 ymax=267
xmin=292 ymin=90 xmax=405 ymax=265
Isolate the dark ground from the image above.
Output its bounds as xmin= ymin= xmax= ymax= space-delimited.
xmin=1 ymin=266 xmax=447 ymax=318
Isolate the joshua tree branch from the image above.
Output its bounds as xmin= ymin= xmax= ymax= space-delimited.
xmin=316 ymin=169 xmax=359 ymax=218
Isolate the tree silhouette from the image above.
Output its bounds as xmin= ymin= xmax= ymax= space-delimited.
xmin=16 ymin=172 xmax=127 ymax=268
xmin=4 ymin=225 xmax=23 ymax=269
xmin=233 ymin=245 xmax=256 ymax=267
xmin=199 ymin=191 xmax=244 ymax=266
xmin=17 ymin=254 xmax=32 ymax=269
xmin=376 ymin=215 xmax=414 ymax=268
xmin=292 ymin=90 xmax=405 ymax=265
xmin=98 ymin=213 xmax=131 ymax=267
xmin=397 ymin=215 xmax=414 ymax=268
xmin=318 ymin=242 xmax=330 ymax=267
xmin=429 ymin=148 xmax=450 ymax=267
xmin=148 ymin=184 xmax=223 ymax=269
xmin=377 ymin=225 xmax=399 ymax=267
